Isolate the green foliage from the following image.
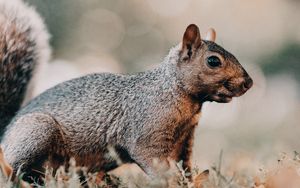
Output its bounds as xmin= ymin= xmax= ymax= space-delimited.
xmin=259 ymin=43 xmax=300 ymax=83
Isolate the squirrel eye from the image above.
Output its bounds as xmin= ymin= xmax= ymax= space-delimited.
xmin=206 ymin=56 xmax=222 ymax=68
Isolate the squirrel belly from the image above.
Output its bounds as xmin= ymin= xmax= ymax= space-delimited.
xmin=0 ymin=0 xmax=50 ymax=135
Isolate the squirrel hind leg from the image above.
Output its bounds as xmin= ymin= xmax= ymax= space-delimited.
xmin=1 ymin=112 xmax=64 ymax=184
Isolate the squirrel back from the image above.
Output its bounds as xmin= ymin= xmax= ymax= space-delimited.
xmin=0 ymin=0 xmax=50 ymax=134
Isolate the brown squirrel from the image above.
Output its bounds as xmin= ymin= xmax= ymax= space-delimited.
xmin=0 ymin=1 xmax=253 ymax=183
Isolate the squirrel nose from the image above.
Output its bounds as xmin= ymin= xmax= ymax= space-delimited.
xmin=243 ymin=77 xmax=253 ymax=90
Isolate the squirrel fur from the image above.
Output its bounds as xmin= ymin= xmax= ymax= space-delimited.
xmin=0 ymin=0 xmax=50 ymax=136
xmin=0 ymin=0 xmax=253 ymax=183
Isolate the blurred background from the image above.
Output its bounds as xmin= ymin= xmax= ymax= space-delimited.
xmin=25 ymin=0 xmax=300 ymax=176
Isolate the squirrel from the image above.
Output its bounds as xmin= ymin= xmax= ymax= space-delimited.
xmin=0 ymin=0 xmax=253 ymax=183
xmin=0 ymin=0 xmax=50 ymax=136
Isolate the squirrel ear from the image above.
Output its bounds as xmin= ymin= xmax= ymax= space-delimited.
xmin=204 ymin=28 xmax=216 ymax=42
xmin=181 ymin=24 xmax=202 ymax=60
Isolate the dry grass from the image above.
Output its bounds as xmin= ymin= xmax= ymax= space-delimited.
xmin=0 ymin=151 xmax=299 ymax=188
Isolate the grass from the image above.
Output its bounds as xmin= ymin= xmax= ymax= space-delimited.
xmin=0 ymin=151 xmax=299 ymax=188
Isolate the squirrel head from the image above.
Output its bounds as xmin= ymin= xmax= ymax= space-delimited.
xmin=177 ymin=24 xmax=253 ymax=103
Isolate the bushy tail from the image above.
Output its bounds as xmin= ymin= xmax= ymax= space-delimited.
xmin=0 ymin=0 xmax=50 ymax=135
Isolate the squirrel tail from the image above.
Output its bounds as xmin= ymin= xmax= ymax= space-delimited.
xmin=0 ymin=0 xmax=51 ymax=135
